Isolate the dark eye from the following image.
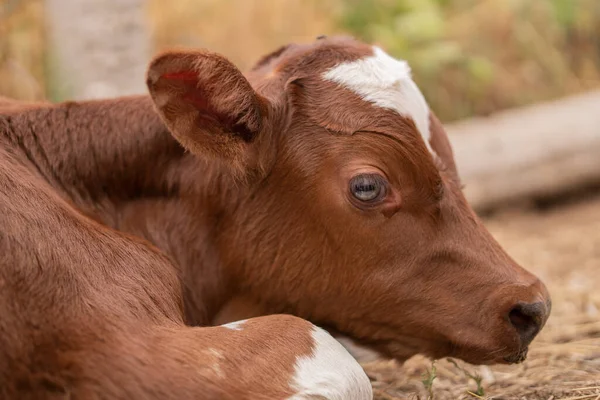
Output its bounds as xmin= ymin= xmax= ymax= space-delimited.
xmin=349 ymin=174 xmax=387 ymax=203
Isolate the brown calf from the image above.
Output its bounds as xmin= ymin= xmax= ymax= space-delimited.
xmin=1 ymin=36 xmax=550 ymax=397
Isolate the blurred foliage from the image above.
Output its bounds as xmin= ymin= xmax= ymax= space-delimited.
xmin=1 ymin=0 xmax=600 ymax=121
xmin=337 ymin=0 xmax=600 ymax=120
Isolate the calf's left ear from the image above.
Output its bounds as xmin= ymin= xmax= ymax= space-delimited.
xmin=146 ymin=50 xmax=267 ymax=175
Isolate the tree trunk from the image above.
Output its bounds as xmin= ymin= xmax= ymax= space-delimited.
xmin=44 ymin=0 xmax=150 ymax=100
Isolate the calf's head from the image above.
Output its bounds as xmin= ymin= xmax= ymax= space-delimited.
xmin=146 ymin=36 xmax=551 ymax=365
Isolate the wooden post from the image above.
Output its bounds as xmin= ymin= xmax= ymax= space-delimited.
xmin=44 ymin=0 xmax=150 ymax=100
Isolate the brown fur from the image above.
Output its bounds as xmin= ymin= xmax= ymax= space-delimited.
xmin=0 ymin=113 xmax=327 ymax=398
xmin=0 ymin=36 xmax=551 ymax=397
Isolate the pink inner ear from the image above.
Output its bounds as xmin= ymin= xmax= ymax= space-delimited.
xmin=161 ymin=71 xmax=198 ymax=81
xmin=159 ymin=70 xmax=255 ymax=142
xmin=182 ymin=93 xmax=210 ymax=113
xmin=160 ymin=71 xmax=209 ymax=110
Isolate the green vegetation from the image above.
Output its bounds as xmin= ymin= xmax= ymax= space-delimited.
xmin=447 ymin=358 xmax=485 ymax=397
xmin=337 ymin=0 xmax=600 ymax=121
xmin=421 ymin=360 xmax=437 ymax=399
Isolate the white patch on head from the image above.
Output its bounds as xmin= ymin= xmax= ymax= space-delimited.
xmin=322 ymin=46 xmax=433 ymax=154
xmin=221 ymin=319 xmax=247 ymax=331
xmin=288 ymin=326 xmax=373 ymax=400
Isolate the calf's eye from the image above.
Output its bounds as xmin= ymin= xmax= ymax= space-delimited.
xmin=349 ymin=174 xmax=387 ymax=203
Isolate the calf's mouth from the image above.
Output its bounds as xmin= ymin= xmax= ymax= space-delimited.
xmin=322 ymin=323 xmax=535 ymax=367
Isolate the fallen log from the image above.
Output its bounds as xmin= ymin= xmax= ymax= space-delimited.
xmin=445 ymin=89 xmax=600 ymax=212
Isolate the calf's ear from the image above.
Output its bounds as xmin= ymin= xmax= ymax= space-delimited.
xmin=146 ymin=50 xmax=267 ymax=176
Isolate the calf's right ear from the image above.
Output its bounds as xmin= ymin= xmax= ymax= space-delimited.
xmin=146 ymin=50 xmax=268 ymax=176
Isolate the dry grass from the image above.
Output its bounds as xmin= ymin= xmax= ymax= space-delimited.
xmin=147 ymin=0 xmax=342 ymax=72
xmin=365 ymin=194 xmax=600 ymax=399
xmin=0 ymin=0 xmax=45 ymax=100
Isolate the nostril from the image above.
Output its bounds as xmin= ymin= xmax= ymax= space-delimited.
xmin=508 ymin=302 xmax=545 ymax=346
xmin=509 ymin=307 xmax=535 ymax=332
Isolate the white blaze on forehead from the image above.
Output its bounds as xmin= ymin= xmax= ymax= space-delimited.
xmin=288 ymin=326 xmax=373 ymax=400
xmin=221 ymin=319 xmax=247 ymax=331
xmin=322 ymin=46 xmax=434 ymax=154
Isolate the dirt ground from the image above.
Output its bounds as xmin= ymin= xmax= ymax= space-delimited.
xmin=365 ymin=193 xmax=600 ymax=400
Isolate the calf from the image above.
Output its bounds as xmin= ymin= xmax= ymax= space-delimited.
xmin=145 ymin=36 xmax=551 ymax=363
xmin=1 ymin=36 xmax=550 ymax=397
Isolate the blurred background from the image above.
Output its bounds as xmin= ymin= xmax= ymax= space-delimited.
xmin=1 ymin=1 xmax=599 ymax=398
xmin=2 ymin=0 xmax=600 ymax=122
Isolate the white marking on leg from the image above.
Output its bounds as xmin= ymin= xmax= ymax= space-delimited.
xmin=288 ymin=326 xmax=373 ymax=400
xmin=322 ymin=46 xmax=433 ymax=154
xmin=206 ymin=348 xmax=225 ymax=378
xmin=221 ymin=319 xmax=247 ymax=331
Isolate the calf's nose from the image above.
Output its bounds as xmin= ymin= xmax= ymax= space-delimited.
xmin=508 ymin=301 xmax=548 ymax=346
